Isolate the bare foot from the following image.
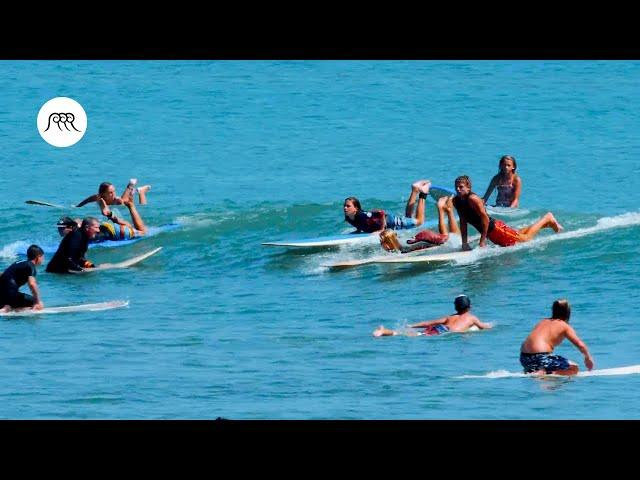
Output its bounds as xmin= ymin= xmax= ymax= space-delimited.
xmin=373 ymin=326 xmax=386 ymax=337
xmin=0 ymin=305 xmax=11 ymax=313
xmin=546 ymin=212 xmax=564 ymax=233
xmin=137 ymin=185 xmax=151 ymax=194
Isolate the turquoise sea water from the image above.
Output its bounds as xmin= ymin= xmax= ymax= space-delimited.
xmin=1 ymin=60 xmax=639 ymax=419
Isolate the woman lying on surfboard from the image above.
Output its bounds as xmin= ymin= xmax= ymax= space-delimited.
xmin=481 ymin=155 xmax=522 ymax=208
xmin=343 ymin=180 xmax=432 ymax=234
xmin=75 ymin=179 xmax=151 ymax=228
xmin=373 ymin=295 xmax=492 ymax=337
xmin=379 ymin=195 xmax=459 ymax=253
xmin=57 ymin=198 xmax=147 ymax=242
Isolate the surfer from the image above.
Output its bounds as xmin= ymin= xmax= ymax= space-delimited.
xmin=46 ymin=217 xmax=100 ymax=273
xmin=0 ymin=245 xmax=45 ymax=312
xmin=453 ymin=175 xmax=563 ymax=251
xmin=520 ymin=299 xmax=594 ymax=375
xmin=379 ymin=195 xmax=459 ymax=253
xmin=57 ymin=198 xmax=148 ymax=242
xmin=373 ymin=295 xmax=492 ymax=337
xmin=344 ymin=180 xmax=432 ymax=234
xmin=75 ymin=179 xmax=151 ymax=228
xmin=481 ymin=155 xmax=522 ymax=208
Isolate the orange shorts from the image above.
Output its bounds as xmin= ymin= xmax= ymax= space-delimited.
xmin=488 ymin=219 xmax=519 ymax=247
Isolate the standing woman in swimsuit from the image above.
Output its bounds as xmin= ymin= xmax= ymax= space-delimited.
xmin=481 ymin=155 xmax=522 ymax=208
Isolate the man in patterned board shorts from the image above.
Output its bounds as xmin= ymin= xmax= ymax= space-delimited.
xmin=520 ymin=299 xmax=594 ymax=375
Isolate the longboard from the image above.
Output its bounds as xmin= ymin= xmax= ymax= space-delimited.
xmin=329 ymin=249 xmax=473 ymax=268
xmin=0 ymin=300 xmax=129 ymax=317
xmin=456 ymin=364 xmax=640 ymax=379
xmin=69 ymin=247 xmax=163 ymax=273
xmin=263 ymin=219 xmax=439 ymax=249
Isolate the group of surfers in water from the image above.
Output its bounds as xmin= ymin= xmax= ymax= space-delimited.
xmin=0 ymin=178 xmax=151 ymax=313
xmin=345 ymin=155 xmax=591 ymax=376
xmin=1 ymin=157 xmax=595 ymax=375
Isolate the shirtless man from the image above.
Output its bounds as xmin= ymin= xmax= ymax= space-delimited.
xmin=373 ymin=295 xmax=492 ymax=337
xmin=520 ymin=299 xmax=594 ymax=375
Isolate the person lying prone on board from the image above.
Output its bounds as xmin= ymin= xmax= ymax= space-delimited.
xmin=520 ymin=299 xmax=594 ymax=376
xmin=57 ymin=198 xmax=148 ymax=243
xmin=379 ymin=195 xmax=459 ymax=253
xmin=344 ymin=180 xmax=433 ymax=234
xmin=373 ymin=295 xmax=492 ymax=337
xmin=0 ymin=245 xmax=45 ymax=312
xmin=75 ymin=179 xmax=151 ymax=228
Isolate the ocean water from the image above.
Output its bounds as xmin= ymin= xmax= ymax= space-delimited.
xmin=1 ymin=60 xmax=639 ymax=419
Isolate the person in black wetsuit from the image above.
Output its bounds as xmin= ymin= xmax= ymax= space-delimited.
xmin=0 ymin=244 xmax=45 ymax=312
xmin=46 ymin=217 xmax=100 ymax=273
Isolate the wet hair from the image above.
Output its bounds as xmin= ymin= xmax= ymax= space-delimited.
xmin=81 ymin=217 xmax=100 ymax=230
xmin=26 ymin=244 xmax=44 ymax=260
xmin=499 ymin=155 xmax=517 ymax=172
xmin=56 ymin=216 xmax=78 ymax=236
xmin=454 ymin=294 xmax=471 ymax=313
xmin=552 ymin=299 xmax=571 ymax=321
xmin=454 ymin=175 xmax=472 ymax=189
xmin=344 ymin=197 xmax=362 ymax=211
xmin=98 ymin=182 xmax=113 ymax=195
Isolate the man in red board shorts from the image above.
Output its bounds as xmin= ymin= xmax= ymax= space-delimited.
xmin=452 ymin=175 xmax=563 ymax=250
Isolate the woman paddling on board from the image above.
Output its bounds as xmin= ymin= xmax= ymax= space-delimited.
xmin=344 ymin=180 xmax=431 ymax=234
xmin=481 ymin=155 xmax=522 ymax=208
xmin=57 ymin=198 xmax=148 ymax=242
xmin=75 ymin=179 xmax=151 ymax=228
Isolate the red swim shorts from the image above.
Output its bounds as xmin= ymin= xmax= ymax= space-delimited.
xmin=488 ymin=219 xmax=519 ymax=247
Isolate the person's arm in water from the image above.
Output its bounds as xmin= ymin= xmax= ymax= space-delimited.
xmin=481 ymin=175 xmax=498 ymax=205
xmin=26 ymin=275 xmax=43 ymax=310
xmin=410 ymin=316 xmax=448 ymax=329
xmin=75 ymin=194 xmax=100 ymax=208
xmin=564 ymin=324 xmax=594 ymax=371
xmin=472 ymin=316 xmax=493 ymax=330
xmin=509 ymin=176 xmax=522 ymax=208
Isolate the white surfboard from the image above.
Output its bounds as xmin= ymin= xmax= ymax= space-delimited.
xmin=456 ymin=364 xmax=640 ymax=379
xmin=69 ymin=247 xmax=163 ymax=273
xmin=262 ymin=233 xmax=380 ymax=248
xmin=0 ymin=300 xmax=129 ymax=317
xmin=329 ymin=249 xmax=473 ymax=268
xmin=486 ymin=205 xmax=530 ymax=218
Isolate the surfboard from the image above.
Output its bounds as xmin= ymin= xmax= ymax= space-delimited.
xmin=263 ymin=219 xmax=440 ymax=249
xmin=428 ymin=185 xmax=456 ymax=201
xmin=328 ymin=249 xmax=473 ymax=268
xmin=25 ymin=200 xmax=69 ymax=208
xmin=456 ymin=364 xmax=640 ymax=379
xmin=0 ymin=300 xmax=129 ymax=317
xmin=68 ymin=247 xmax=163 ymax=273
xmin=485 ymin=205 xmax=530 ymax=218
xmin=262 ymin=233 xmax=378 ymax=248
xmin=89 ymin=224 xmax=180 ymax=249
